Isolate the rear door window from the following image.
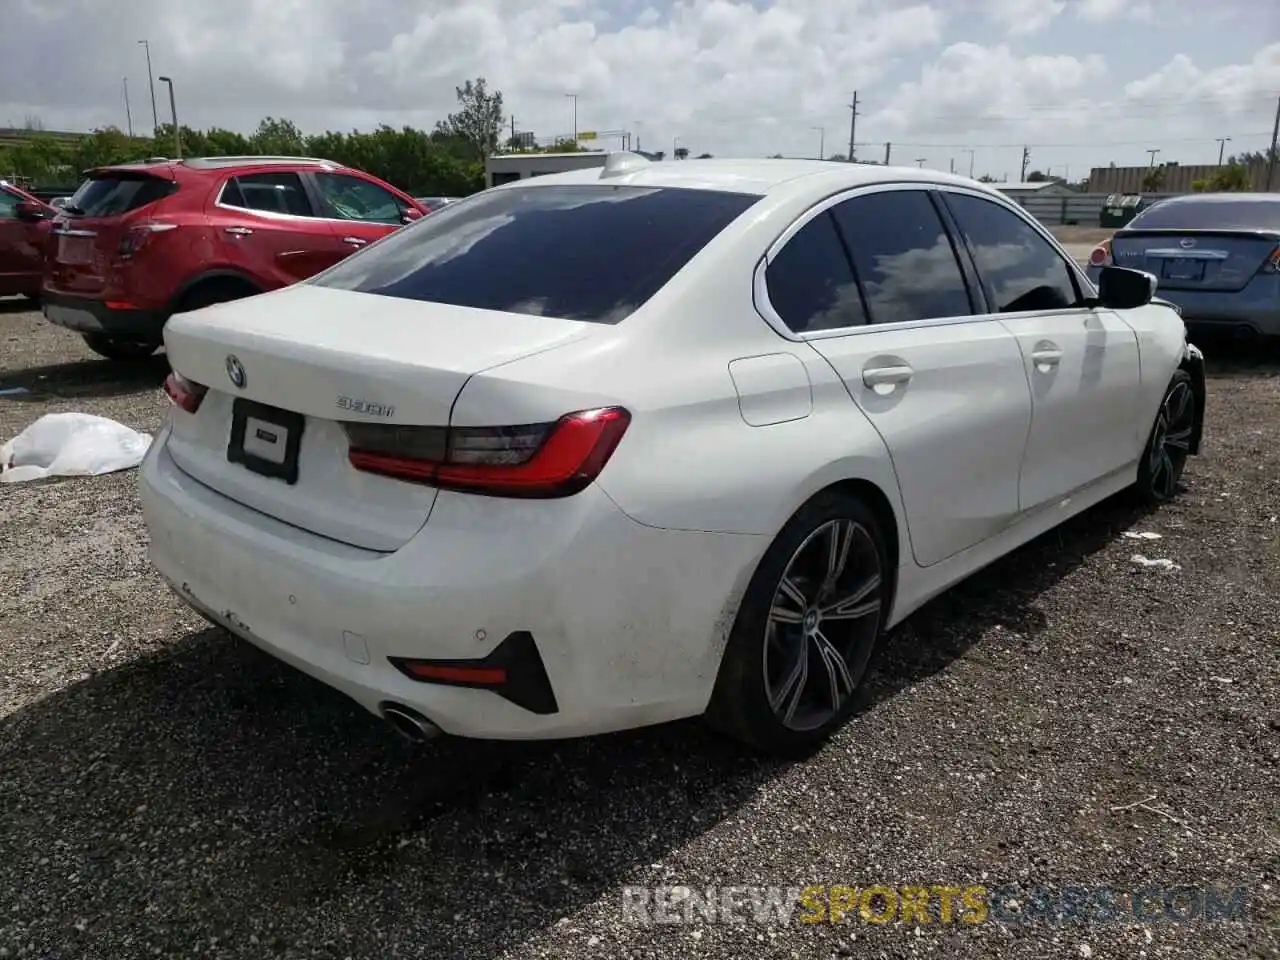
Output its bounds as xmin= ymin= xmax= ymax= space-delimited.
xmin=0 ymin=188 xmax=19 ymax=219
xmin=65 ymin=175 xmax=177 ymax=217
xmin=221 ymin=172 xmax=314 ymax=217
xmin=830 ymin=190 xmax=974 ymax=325
xmin=310 ymin=184 xmax=759 ymax=324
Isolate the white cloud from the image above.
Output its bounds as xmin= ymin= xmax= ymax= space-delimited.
xmin=0 ymin=0 xmax=1273 ymax=172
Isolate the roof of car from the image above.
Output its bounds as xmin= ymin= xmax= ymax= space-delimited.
xmin=491 ymin=155 xmax=998 ymax=197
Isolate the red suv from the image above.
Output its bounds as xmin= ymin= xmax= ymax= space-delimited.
xmin=42 ymin=156 xmax=427 ymax=361
xmin=0 ymin=180 xmax=56 ymax=301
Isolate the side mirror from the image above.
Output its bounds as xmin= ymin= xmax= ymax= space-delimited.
xmin=1094 ymin=265 xmax=1155 ymax=310
xmin=400 ymin=206 xmax=423 ymax=225
xmin=15 ymin=200 xmax=51 ymax=222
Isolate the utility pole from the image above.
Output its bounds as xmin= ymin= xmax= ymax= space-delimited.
xmin=1215 ymin=137 xmax=1231 ymax=165
xmin=1146 ymin=148 xmax=1160 ymax=167
xmin=158 ymin=76 xmax=179 ymax=159
xmin=1020 ymin=145 xmax=1030 ymax=182
xmin=811 ymin=126 xmax=824 ymax=160
xmin=632 ymin=120 xmax=641 ymax=152
xmin=949 ymin=157 xmax=955 ymax=174
xmin=1266 ymin=94 xmax=1280 ymax=191
xmin=914 ymin=157 xmax=927 ymax=168
xmin=964 ymin=148 xmax=975 ymax=178
xmin=510 ymin=115 xmax=516 ymax=144
xmin=122 ymin=78 xmax=133 ymax=138
xmin=138 ymin=40 xmax=158 ymax=138
xmin=847 ymin=90 xmax=858 ymax=162
xmin=883 ymin=142 xmax=891 ymax=165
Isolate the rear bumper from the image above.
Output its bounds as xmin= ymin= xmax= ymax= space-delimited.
xmin=40 ymin=290 xmax=167 ymax=342
xmin=138 ymin=429 xmax=766 ymax=740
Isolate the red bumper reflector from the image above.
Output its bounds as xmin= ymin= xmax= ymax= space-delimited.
xmin=400 ymin=663 xmax=508 ymax=685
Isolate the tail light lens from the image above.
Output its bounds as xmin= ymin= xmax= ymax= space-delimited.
xmin=1089 ymin=239 xmax=1112 ymax=267
xmin=118 ymin=221 xmax=177 ymax=259
xmin=344 ymin=406 xmax=632 ymax=498
xmin=1260 ymin=243 xmax=1280 ymax=275
xmin=163 ymin=371 xmax=207 ymax=414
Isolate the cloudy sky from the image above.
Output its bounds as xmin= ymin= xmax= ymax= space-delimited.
xmin=2 ymin=0 xmax=1277 ymax=180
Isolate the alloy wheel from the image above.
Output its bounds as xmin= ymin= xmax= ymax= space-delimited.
xmin=1149 ymin=380 xmax=1194 ymax=499
xmin=762 ymin=518 xmax=883 ymax=732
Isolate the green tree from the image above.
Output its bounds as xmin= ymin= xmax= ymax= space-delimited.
xmin=435 ymin=78 xmax=504 ymax=161
xmin=250 ymin=117 xmax=306 ymax=155
xmin=1026 ymin=169 xmax=1047 ymax=182
xmin=1141 ymin=166 xmax=1167 ymax=192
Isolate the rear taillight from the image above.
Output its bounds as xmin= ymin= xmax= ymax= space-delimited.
xmin=1089 ymin=239 xmax=1112 ymax=267
xmin=344 ymin=406 xmax=632 ymax=498
xmin=118 ymin=221 xmax=177 ymax=259
xmin=163 ymin=371 xmax=207 ymax=414
xmin=1261 ymin=244 xmax=1280 ymax=275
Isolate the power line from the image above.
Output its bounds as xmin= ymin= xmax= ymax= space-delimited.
xmin=848 ymin=132 xmax=1273 ymax=150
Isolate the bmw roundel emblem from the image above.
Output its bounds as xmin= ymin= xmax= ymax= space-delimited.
xmin=1179 ymin=237 xmax=1196 ymax=249
xmin=226 ymin=355 xmax=246 ymax=389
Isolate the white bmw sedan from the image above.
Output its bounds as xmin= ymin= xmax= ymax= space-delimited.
xmin=140 ymin=154 xmax=1205 ymax=755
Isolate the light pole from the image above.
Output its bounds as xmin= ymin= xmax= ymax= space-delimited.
xmin=137 ymin=39 xmax=158 ymax=138
xmin=158 ymin=76 xmax=180 ymax=158
xmin=673 ymin=135 xmax=682 ymax=158
xmin=122 ymin=77 xmax=133 ymax=138
xmin=811 ymin=126 xmax=824 ymax=160
xmin=1146 ymin=148 xmax=1160 ymax=167
xmin=964 ymin=148 xmax=975 ymax=178
xmin=914 ymin=157 xmax=927 ymax=168
xmin=565 ymin=93 xmax=578 ymax=143
xmin=632 ymin=119 xmax=641 ymax=152
xmin=1216 ymin=137 xmax=1231 ymax=165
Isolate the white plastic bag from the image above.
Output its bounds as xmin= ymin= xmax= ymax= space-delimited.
xmin=0 ymin=413 xmax=152 ymax=484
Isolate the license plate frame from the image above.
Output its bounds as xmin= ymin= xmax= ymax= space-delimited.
xmin=1161 ymin=258 xmax=1205 ymax=282
xmin=227 ymin=398 xmax=305 ymax=485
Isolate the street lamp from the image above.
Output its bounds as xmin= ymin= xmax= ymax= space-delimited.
xmin=964 ymin=148 xmax=975 ymax=178
xmin=811 ymin=126 xmax=824 ymax=160
xmin=565 ymin=93 xmax=578 ymax=143
xmin=1216 ymin=137 xmax=1231 ymax=165
xmin=158 ymin=76 xmax=180 ymax=159
xmin=137 ymin=39 xmax=158 ymax=137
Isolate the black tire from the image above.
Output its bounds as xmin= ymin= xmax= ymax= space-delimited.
xmin=1134 ymin=369 xmax=1195 ymax=503
xmin=706 ymin=491 xmax=889 ymax=756
xmin=81 ymin=333 xmax=159 ymax=362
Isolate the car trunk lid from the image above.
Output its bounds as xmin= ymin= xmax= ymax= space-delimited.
xmin=162 ymin=284 xmax=597 ymax=552
xmin=1109 ymin=228 xmax=1280 ymax=293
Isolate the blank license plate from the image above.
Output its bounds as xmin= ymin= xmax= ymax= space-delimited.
xmin=227 ymin=398 xmax=305 ymax=484
xmin=1162 ymin=258 xmax=1205 ymax=281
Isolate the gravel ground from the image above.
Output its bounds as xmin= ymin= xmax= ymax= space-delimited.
xmin=1 ymin=300 xmax=1278 ymax=959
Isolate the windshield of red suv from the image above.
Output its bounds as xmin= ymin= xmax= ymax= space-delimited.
xmin=65 ymin=173 xmax=178 ymax=217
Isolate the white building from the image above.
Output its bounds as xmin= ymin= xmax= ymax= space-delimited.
xmin=485 ymin=152 xmax=610 ymax=188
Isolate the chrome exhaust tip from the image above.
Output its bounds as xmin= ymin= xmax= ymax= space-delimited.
xmin=380 ymin=703 xmax=442 ymax=743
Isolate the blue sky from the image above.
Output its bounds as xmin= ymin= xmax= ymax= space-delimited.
xmin=2 ymin=0 xmax=1276 ymax=180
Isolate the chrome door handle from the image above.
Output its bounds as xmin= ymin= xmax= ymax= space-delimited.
xmin=223 ymin=227 xmax=253 ymax=236
xmin=862 ymin=364 xmax=913 ymax=388
xmin=1031 ymin=347 xmax=1063 ymax=368
xmin=342 ymin=236 xmax=368 ymax=247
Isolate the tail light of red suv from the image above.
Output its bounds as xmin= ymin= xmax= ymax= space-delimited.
xmin=118 ymin=221 xmax=179 ymax=260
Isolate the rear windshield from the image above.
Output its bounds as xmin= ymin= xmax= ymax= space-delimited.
xmin=66 ymin=174 xmax=177 ymax=217
xmin=1128 ymin=198 xmax=1280 ymax=231
xmin=310 ymin=184 xmax=760 ymax=323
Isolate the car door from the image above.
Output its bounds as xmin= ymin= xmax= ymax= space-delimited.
xmin=213 ymin=171 xmax=352 ymax=285
xmin=0 ymin=185 xmax=46 ymax=296
xmin=307 ymin=170 xmax=419 ymax=254
xmin=760 ymin=185 xmax=1033 ymax=567
xmin=938 ymin=188 xmax=1144 ymax=512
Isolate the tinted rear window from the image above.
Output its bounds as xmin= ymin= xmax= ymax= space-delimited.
xmin=311 ymin=184 xmax=760 ymax=323
xmin=66 ymin=175 xmax=177 ymax=217
xmin=1129 ymin=198 xmax=1280 ymax=231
